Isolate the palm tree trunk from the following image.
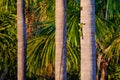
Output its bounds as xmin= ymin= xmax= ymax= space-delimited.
xmin=17 ymin=0 xmax=26 ymax=80
xmin=100 ymin=60 xmax=108 ymax=80
xmin=96 ymin=54 xmax=102 ymax=80
xmin=80 ymin=0 xmax=96 ymax=80
xmin=55 ymin=0 xmax=67 ymax=80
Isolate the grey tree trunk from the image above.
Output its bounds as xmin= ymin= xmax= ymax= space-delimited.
xmin=55 ymin=0 xmax=67 ymax=80
xmin=17 ymin=0 xmax=26 ymax=80
xmin=80 ymin=0 xmax=96 ymax=80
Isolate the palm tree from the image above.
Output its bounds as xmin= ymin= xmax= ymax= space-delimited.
xmin=17 ymin=0 xmax=26 ymax=80
xmin=80 ymin=0 xmax=96 ymax=80
xmin=26 ymin=0 xmax=80 ymax=79
xmin=55 ymin=0 xmax=67 ymax=80
xmin=96 ymin=16 xmax=120 ymax=80
xmin=95 ymin=0 xmax=120 ymax=79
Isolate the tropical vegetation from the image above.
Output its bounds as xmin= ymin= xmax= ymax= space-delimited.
xmin=0 ymin=0 xmax=120 ymax=80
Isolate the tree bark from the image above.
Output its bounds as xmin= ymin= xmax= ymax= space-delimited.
xmin=55 ymin=0 xmax=67 ymax=80
xmin=80 ymin=0 xmax=96 ymax=80
xmin=17 ymin=0 xmax=26 ymax=80
xmin=100 ymin=60 xmax=108 ymax=80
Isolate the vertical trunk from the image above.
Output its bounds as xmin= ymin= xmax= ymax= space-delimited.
xmin=100 ymin=60 xmax=108 ymax=80
xmin=100 ymin=68 xmax=106 ymax=80
xmin=96 ymin=54 xmax=102 ymax=80
xmin=17 ymin=0 xmax=26 ymax=80
xmin=55 ymin=0 xmax=67 ymax=80
xmin=80 ymin=0 xmax=96 ymax=80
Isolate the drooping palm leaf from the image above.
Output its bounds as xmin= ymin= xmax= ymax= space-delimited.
xmin=26 ymin=0 xmax=80 ymax=78
xmin=0 ymin=8 xmax=17 ymax=80
xmin=96 ymin=16 xmax=120 ymax=63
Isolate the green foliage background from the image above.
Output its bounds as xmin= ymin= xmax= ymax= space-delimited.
xmin=0 ymin=0 xmax=120 ymax=80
